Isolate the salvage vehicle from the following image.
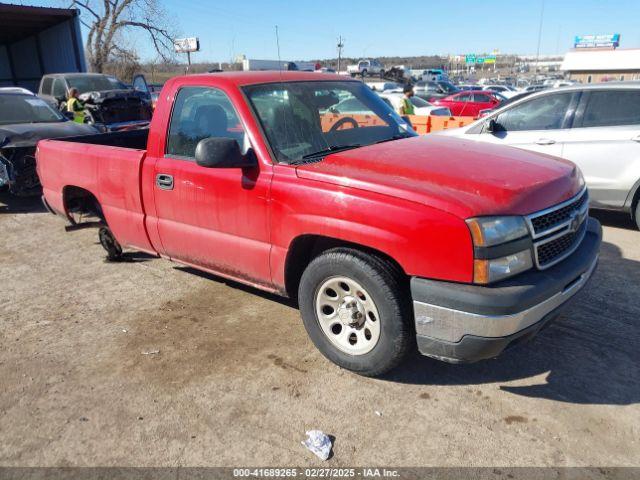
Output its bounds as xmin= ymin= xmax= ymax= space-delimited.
xmin=37 ymin=72 xmax=601 ymax=376
xmin=38 ymin=73 xmax=153 ymax=131
xmin=0 ymin=88 xmax=97 ymax=196
xmin=436 ymin=83 xmax=640 ymax=229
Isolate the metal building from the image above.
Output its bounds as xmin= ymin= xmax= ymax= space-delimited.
xmin=0 ymin=4 xmax=86 ymax=92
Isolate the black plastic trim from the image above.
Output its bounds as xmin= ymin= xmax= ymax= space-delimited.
xmin=473 ymin=236 xmax=532 ymax=260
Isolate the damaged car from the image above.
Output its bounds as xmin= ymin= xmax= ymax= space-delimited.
xmin=38 ymin=73 xmax=153 ymax=131
xmin=0 ymin=88 xmax=97 ymax=196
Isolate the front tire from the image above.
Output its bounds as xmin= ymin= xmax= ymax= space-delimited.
xmin=298 ymin=248 xmax=412 ymax=377
xmin=635 ymin=201 xmax=640 ymax=230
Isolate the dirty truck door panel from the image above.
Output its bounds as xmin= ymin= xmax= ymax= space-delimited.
xmin=150 ymin=85 xmax=272 ymax=286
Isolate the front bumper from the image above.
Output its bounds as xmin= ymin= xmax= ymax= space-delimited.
xmin=411 ymin=217 xmax=602 ymax=363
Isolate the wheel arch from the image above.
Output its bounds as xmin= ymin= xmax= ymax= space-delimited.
xmin=283 ymin=234 xmax=407 ymax=301
xmin=61 ymin=185 xmax=104 ymax=224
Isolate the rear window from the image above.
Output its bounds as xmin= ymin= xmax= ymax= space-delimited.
xmin=581 ymin=90 xmax=640 ymax=127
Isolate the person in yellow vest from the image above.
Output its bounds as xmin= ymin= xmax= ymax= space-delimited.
xmin=66 ymin=88 xmax=85 ymax=123
xmin=398 ymin=84 xmax=416 ymax=116
xmin=398 ymin=84 xmax=415 ymax=116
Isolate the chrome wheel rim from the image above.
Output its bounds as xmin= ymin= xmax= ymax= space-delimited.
xmin=314 ymin=276 xmax=381 ymax=355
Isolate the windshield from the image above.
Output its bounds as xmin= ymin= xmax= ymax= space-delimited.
xmin=244 ymin=81 xmax=416 ymax=163
xmin=0 ymin=94 xmax=65 ymax=125
xmin=410 ymin=96 xmax=430 ymax=107
xmin=67 ymin=75 xmax=127 ymax=94
xmin=438 ymin=82 xmax=459 ymax=93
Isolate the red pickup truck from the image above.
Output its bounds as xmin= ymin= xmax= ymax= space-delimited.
xmin=36 ymin=72 xmax=601 ymax=376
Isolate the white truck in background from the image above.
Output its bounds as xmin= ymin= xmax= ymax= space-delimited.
xmin=347 ymin=59 xmax=385 ymax=78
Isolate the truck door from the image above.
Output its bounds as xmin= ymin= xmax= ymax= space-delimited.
xmin=150 ymin=86 xmax=273 ymax=287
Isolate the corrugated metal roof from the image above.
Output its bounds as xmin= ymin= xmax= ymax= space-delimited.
xmin=561 ymin=49 xmax=640 ymax=72
xmin=0 ymin=3 xmax=78 ymax=45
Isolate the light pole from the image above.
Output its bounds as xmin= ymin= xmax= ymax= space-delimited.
xmin=535 ymin=0 xmax=545 ymax=73
xmin=337 ymin=36 xmax=344 ymax=73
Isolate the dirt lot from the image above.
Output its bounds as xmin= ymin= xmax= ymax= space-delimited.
xmin=0 ymin=191 xmax=639 ymax=467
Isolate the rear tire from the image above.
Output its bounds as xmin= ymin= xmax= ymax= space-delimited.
xmin=298 ymin=248 xmax=413 ymax=377
xmin=99 ymin=227 xmax=123 ymax=261
xmin=635 ymin=201 xmax=640 ymax=230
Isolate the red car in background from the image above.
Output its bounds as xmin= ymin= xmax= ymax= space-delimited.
xmin=430 ymin=90 xmax=501 ymax=117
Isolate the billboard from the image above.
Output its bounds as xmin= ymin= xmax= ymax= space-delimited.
xmin=574 ymin=34 xmax=620 ymax=48
xmin=174 ymin=37 xmax=200 ymax=53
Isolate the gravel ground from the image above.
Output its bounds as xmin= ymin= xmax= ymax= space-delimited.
xmin=0 ymin=192 xmax=638 ymax=467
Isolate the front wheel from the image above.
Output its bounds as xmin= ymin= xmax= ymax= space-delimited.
xmin=635 ymin=201 xmax=640 ymax=230
xmin=298 ymin=248 xmax=413 ymax=377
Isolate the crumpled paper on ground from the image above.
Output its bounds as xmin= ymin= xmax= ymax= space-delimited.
xmin=301 ymin=430 xmax=332 ymax=460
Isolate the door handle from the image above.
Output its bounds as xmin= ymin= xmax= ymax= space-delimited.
xmin=631 ymin=135 xmax=640 ymax=143
xmin=534 ymin=138 xmax=556 ymax=145
xmin=156 ymin=174 xmax=174 ymax=190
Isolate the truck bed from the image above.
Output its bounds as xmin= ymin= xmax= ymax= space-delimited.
xmin=36 ymin=128 xmax=154 ymax=254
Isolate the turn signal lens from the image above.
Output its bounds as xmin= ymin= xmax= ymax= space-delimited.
xmin=473 ymin=250 xmax=533 ymax=284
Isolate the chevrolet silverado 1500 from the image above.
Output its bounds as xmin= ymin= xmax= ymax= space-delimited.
xmin=36 ymin=72 xmax=601 ymax=376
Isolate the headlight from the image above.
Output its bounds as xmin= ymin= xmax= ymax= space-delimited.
xmin=473 ymin=250 xmax=533 ymax=284
xmin=466 ymin=216 xmax=529 ymax=247
xmin=466 ymin=216 xmax=532 ymax=284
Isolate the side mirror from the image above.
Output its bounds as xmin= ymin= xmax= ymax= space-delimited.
xmin=195 ymin=137 xmax=256 ymax=169
xmin=63 ymin=111 xmax=75 ymax=120
xmin=486 ymin=119 xmax=504 ymax=133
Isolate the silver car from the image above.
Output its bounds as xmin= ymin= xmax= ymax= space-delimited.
xmin=437 ymin=82 xmax=640 ymax=229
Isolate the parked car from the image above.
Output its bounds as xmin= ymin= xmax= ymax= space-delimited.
xmin=413 ymin=80 xmax=460 ymax=100
xmin=0 ymin=88 xmax=97 ymax=195
xmin=377 ymin=92 xmax=452 ymax=116
xmin=37 ymin=71 xmax=601 ymax=376
xmin=436 ymin=82 xmax=640 ymax=228
xmin=524 ymin=84 xmax=548 ymax=93
xmin=347 ymin=59 xmax=384 ymax=78
xmin=478 ymin=91 xmax=535 ymax=117
xmin=38 ymin=73 xmax=153 ymax=131
xmin=482 ymin=85 xmax=520 ymax=99
xmin=430 ymin=90 xmax=501 ymax=117
xmin=366 ymin=81 xmax=400 ymax=92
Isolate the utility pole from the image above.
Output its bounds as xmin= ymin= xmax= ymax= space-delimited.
xmin=337 ymin=36 xmax=344 ymax=73
xmin=535 ymin=0 xmax=545 ymax=73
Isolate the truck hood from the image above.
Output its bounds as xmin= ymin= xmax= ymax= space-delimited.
xmin=295 ymin=135 xmax=583 ymax=218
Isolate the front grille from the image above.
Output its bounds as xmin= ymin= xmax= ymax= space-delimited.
xmin=536 ymin=222 xmax=586 ymax=268
xmin=526 ymin=188 xmax=589 ymax=269
xmin=530 ymin=190 xmax=588 ymax=235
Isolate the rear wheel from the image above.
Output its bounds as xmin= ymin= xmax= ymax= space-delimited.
xmin=298 ymin=248 xmax=412 ymax=377
xmin=635 ymin=201 xmax=640 ymax=230
xmin=99 ymin=227 xmax=123 ymax=261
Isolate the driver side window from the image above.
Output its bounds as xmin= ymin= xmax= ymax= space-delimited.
xmin=494 ymin=93 xmax=572 ymax=132
xmin=166 ymin=86 xmax=247 ymax=160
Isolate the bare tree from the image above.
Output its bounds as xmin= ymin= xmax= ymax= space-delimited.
xmin=72 ymin=0 xmax=177 ymax=73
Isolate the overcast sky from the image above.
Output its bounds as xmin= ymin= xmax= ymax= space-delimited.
xmin=37 ymin=0 xmax=640 ymax=62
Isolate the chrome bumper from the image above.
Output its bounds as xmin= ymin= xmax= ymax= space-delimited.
xmin=413 ymin=255 xmax=597 ymax=343
xmin=410 ymin=217 xmax=602 ymax=363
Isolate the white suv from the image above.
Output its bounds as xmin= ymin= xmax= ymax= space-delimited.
xmin=437 ymin=83 xmax=640 ymax=229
